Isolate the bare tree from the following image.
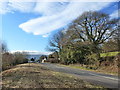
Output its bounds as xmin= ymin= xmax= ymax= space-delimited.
xmin=47 ymin=30 xmax=71 ymax=61
xmin=112 ymin=26 xmax=120 ymax=51
xmin=1 ymin=41 xmax=8 ymax=53
xmin=68 ymin=11 xmax=118 ymax=54
xmin=47 ymin=31 xmax=64 ymax=52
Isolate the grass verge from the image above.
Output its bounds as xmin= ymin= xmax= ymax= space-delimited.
xmin=100 ymin=51 xmax=120 ymax=57
xmin=58 ymin=64 xmax=118 ymax=76
xmin=1 ymin=63 xmax=104 ymax=88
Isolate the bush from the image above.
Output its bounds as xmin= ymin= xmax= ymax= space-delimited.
xmin=46 ymin=58 xmax=60 ymax=63
xmin=2 ymin=52 xmax=28 ymax=71
xmin=2 ymin=52 xmax=14 ymax=70
xmin=100 ymin=53 xmax=119 ymax=67
xmin=84 ymin=54 xmax=100 ymax=66
xmin=13 ymin=52 xmax=28 ymax=65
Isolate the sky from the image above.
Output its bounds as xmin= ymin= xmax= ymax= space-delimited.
xmin=0 ymin=0 xmax=119 ymax=55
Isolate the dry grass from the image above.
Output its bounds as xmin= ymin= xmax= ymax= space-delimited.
xmin=1 ymin=63 xmax=103 ymax=89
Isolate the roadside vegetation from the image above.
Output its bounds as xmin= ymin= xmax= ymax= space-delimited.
xmin=100 ymin=51 xmax=120 ymax=57
xmin=1 ymin=63 xmax=104 ymax=88
xmin=0 ymin=41 xmax=28 ymax=71
xmin=1 ymin=10 xmax=119 ymax=88
xmin=46 ymin=11 xmax=119 ymax=74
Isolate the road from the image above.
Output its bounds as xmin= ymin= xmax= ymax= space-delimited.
xmin=41 ymin=63 xmax=119 ymax=88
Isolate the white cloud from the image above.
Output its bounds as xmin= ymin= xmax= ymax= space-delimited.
xmin=33 ymin=2 xmax=69 ymax=15
xmin=0 ymin=0 xmax=35 ymax=14
xmin=10 ymin=50 xmax=53 ymax=55
xmin=19 ymin=2 xmax=81 ymax=35
xmin=42 ymin=33 xmax=50 ymax=37
xmin=8 ymin=1 xmax=35 ymax=13
xmin=0 ymin=0 xmax=118 ymax=2
xmin=110 ymin=10 xmax=119 ymax=18
xmin=0 ymin=0 xmax=11 ymax=14
xmin=19 ymin=2 xmax=111 ymax=37
xmin=0 ymin=1 xmax=116 ymax=37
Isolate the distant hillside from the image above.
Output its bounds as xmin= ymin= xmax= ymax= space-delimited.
xmin=10 ymin=51 xmax=51 ymax=60
xmin=27 ymin=54 xmax=42 ymax=60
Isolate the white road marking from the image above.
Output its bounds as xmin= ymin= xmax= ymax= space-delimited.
xmin=89 ymin=73 xmax=118 ymax=81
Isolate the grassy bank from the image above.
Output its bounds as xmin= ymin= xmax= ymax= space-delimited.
xmin=58 ymin=64 xmax=118 ymax=75
xmin=100 ymin=51 xmax=120 ymax=57
xmin=59 ymin=51 xmax=119 ymax=75
xmin=1 ymin=63 xmax=104 ymax=88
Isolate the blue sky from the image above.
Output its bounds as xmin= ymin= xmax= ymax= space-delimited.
xmin=0 ymin=0 xmax=119 ymax=55
xmin=2 ymin=12 xmax=48 ymax=52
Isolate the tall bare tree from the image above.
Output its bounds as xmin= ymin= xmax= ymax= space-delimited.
xmin=68 ymin=11 xmax=118 ymax=55
xmin=47 ymin=31 xmax=71 ymax=61
xmin=47 ymin=31 xmax=64 ymax=52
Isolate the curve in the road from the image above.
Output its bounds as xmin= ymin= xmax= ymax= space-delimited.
xmin=40 ymin=63 xmax=119 ymax=88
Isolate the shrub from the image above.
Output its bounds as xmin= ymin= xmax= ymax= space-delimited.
xmin=46 ymin=58 xmax=60 ymax=63
xmin=13 ymin=52 xmax=28 ymax=65
xmin=2 ymin=52 xmax=28 ymax=71
xmin=84 ymin=54 xmax=100 ymax=66
xmin=2 ymin=52 xmax=14 ymax=70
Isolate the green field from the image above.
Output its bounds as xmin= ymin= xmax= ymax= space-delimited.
xmin=100 ymin=51 xmax=120 ymax=57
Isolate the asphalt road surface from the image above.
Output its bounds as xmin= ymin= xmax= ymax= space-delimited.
xmin=41 ymin=63 xmax=119 ymax=88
